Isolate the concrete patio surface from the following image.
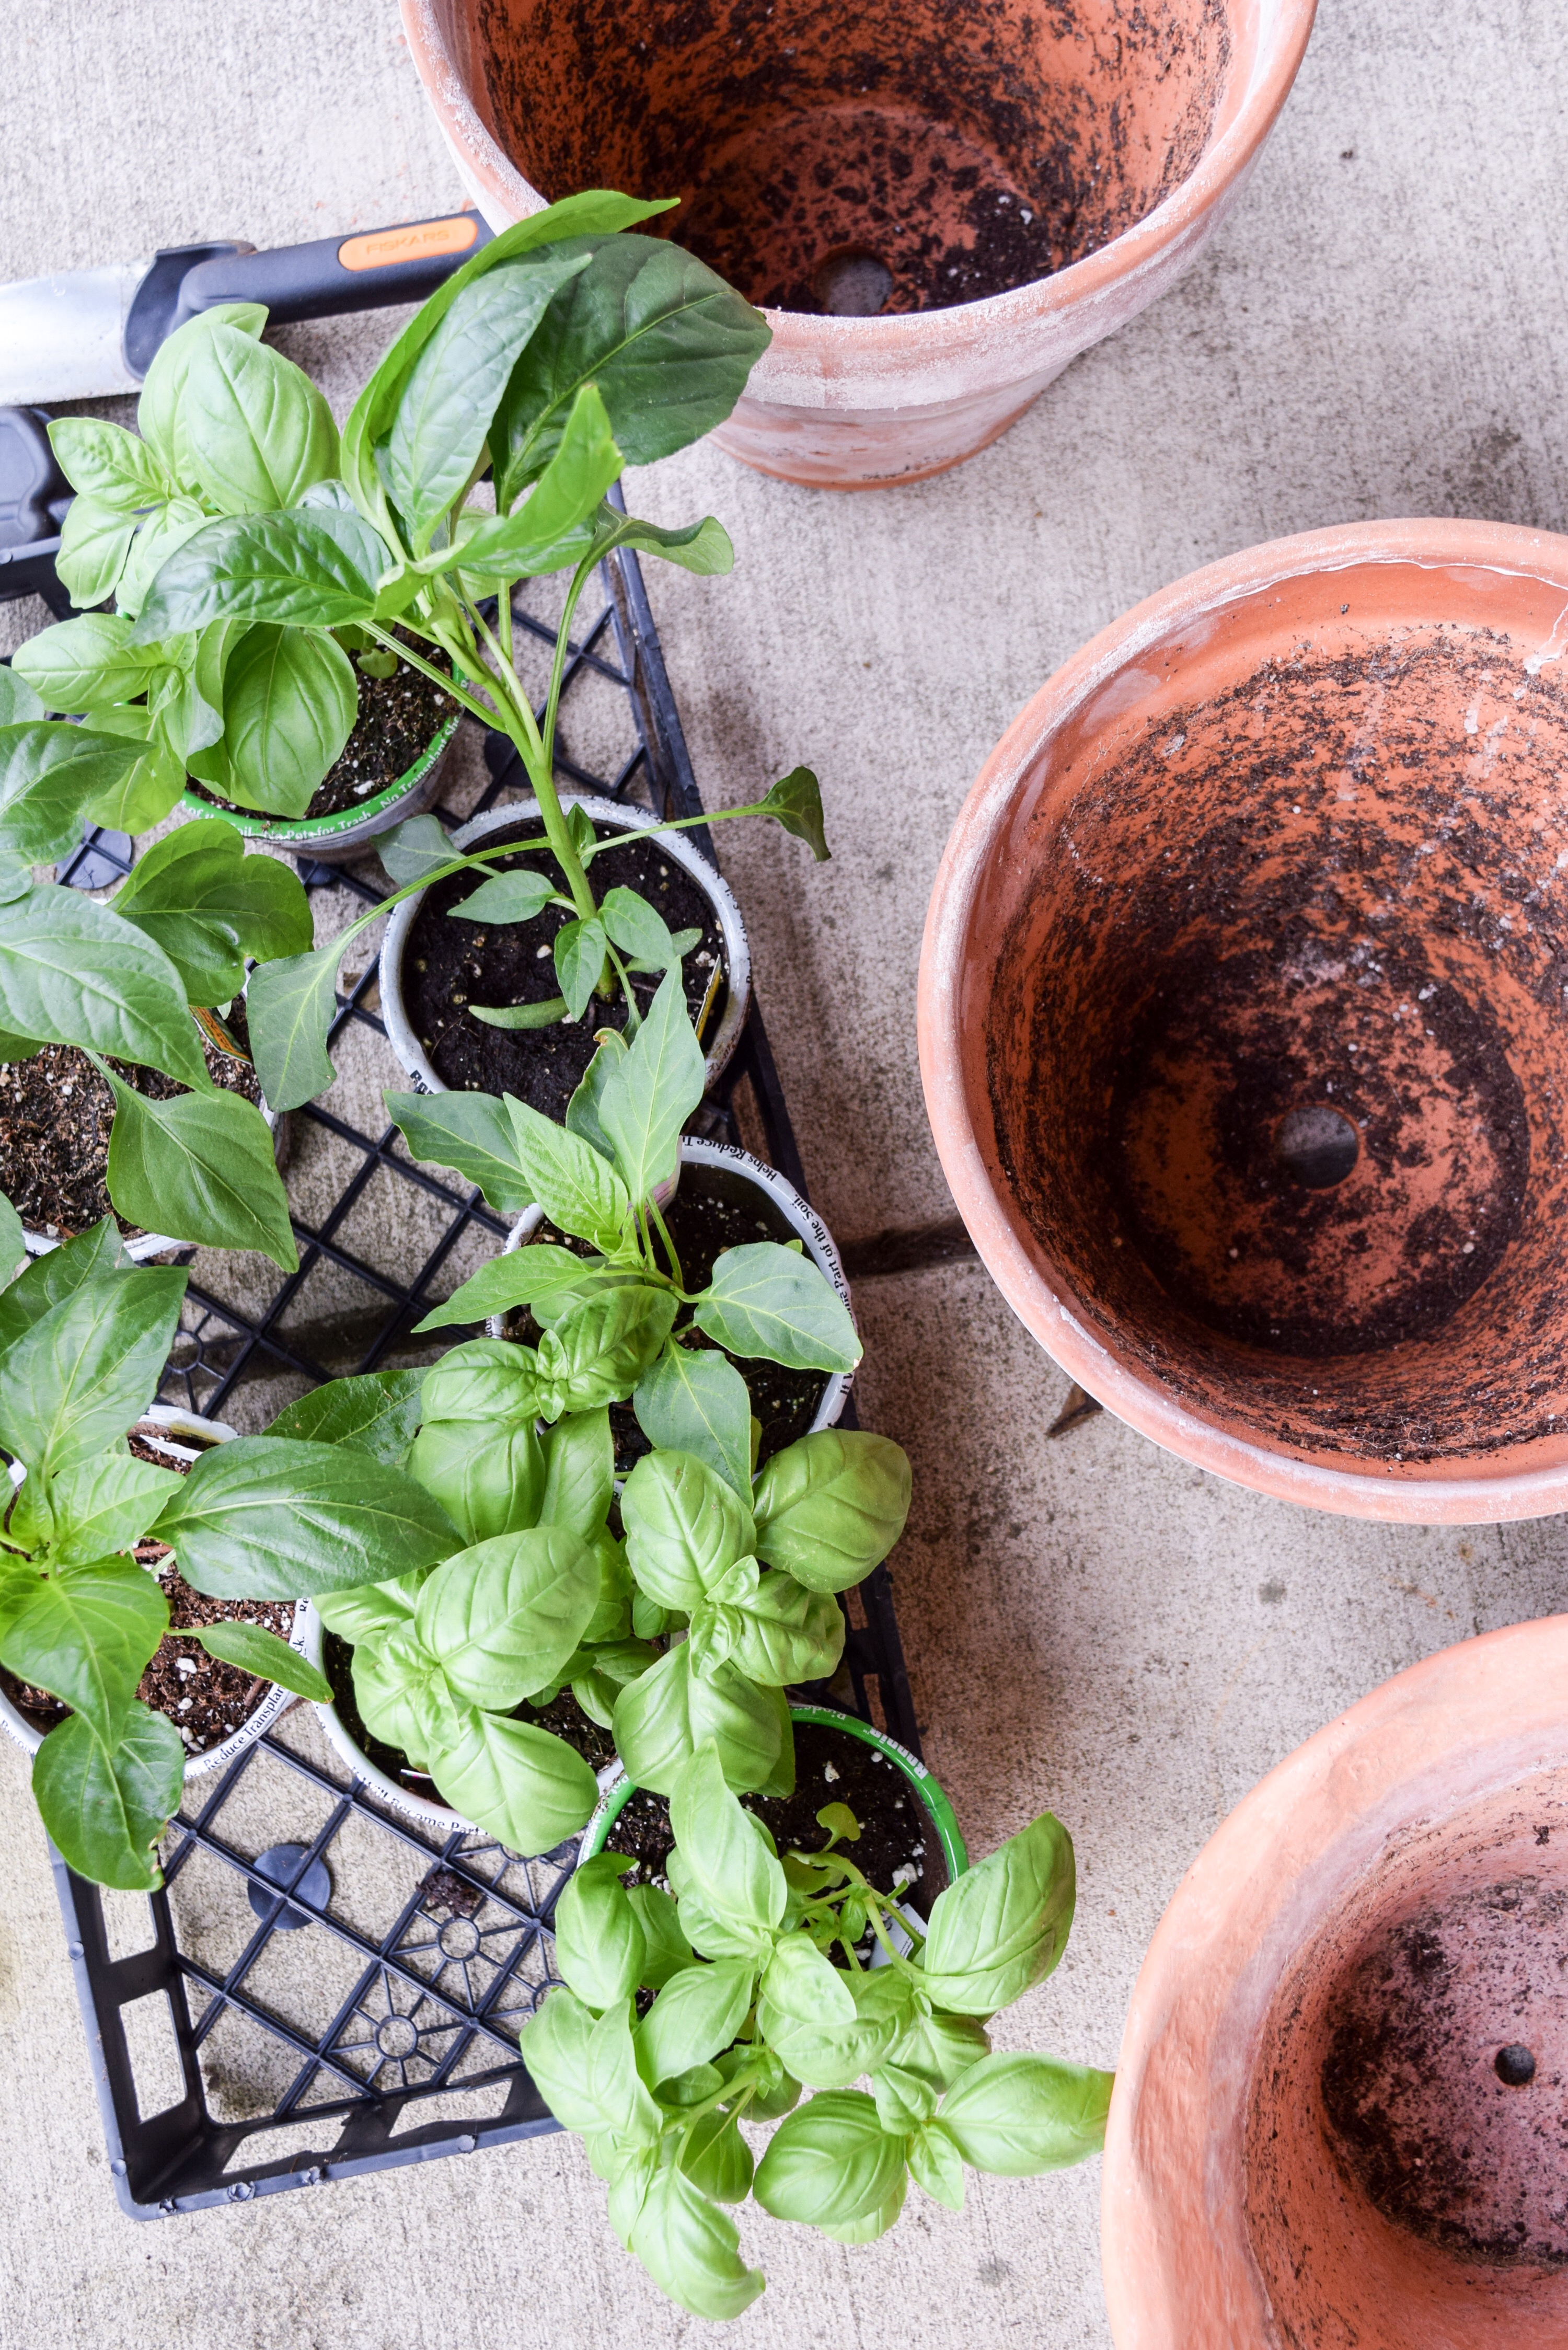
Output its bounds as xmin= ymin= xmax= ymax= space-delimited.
xmin=2 ymin=2 xmax=1566 ymax=2342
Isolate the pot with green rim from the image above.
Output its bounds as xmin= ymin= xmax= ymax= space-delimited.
xmin=180 ymin=710 xmax=459 ymax=866
xmin=580 ymin=1701 xmax=967 ymax=1934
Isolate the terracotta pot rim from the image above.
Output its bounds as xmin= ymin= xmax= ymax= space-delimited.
xmin=1100 ymin=1612 xmax=1568 ymax=2347
xmin=398 ymin=0 xmax=1317 ymax=348
xmin=918 ymin=517 xmax=1568 ymax=1524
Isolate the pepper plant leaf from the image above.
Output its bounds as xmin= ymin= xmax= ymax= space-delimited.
xmin=47 ymin=1453 xmax=184 ymax=1564
xmin=755 ymin=766 xmax=829 ymax=861
xmin=0 ymin=1554 xmax=169 ymax=1748
xmin=260 ymin=1368 xmax=425 ymax=1465
xmin=0 ymin=1257 xmax=186 ymax=1478
xmin=110 ymin=816 xmax=313 ymax=1004
xmin=32 ymin=1704 xmax=185 ymax=1893
xmin=246 ymin=934 xmax=347 ymax=1111
xmin=632 ymin=1343 xmax=753 ymax=1499
xmin=196 ymin=1620 xmax=331 ymax=1703
xmin=101 ymin=1073 xmax=298 ymax=1270
xmin=384 ymin=1088 xmax=536 ymax=1212
xmin=692 ymin=1242 xmax=860 ymax=1373
xmin=0 ymin=722 xmax=152 ymax=863
xmin=152 ymin=1436 xmax=458 ymax=1599
xmin=597 ymin=967 xmax=705 ymax=1203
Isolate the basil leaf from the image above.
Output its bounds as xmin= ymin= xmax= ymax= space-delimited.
xmin=32 ymin=1704 xmax=185 ymax=1892
xmin=419 ymin=1337 xmax=542 ymax=1425
xmin=492 ymin=237 xmax=769 ymax=500
xmin=261 ymin=1369 xmax=424 ymax=1466
xmin=424 ymin=1700 xmax=598 ymax=1853
xmin=554 ymin=1851 xmax=648 ymax=2009
xmin=414 ymin=1524 xmax=601 ymax=1706
xmin=54 ymin=494 xmax=137 ymax=607
xmin=448 ymin=868 xmax=556 ymax=924
xmin=131 ymin=511 xmax=383 ymax=640
xmin=110 ymin=817 xmax=312 ymax=1003
xmin=551 ymin=915 xmax=607 ymax=1023
xmin=523 ymin=1985 xmax=664 ymax=2141
xmin=378 ymin=813 xmax=455 ymax=885
xmin=633 ymin=1343 xmax=752 ymax=1498
xmin=626 ymin=1884 xmax=697 ymax=1989
xmin=385 ymin=1089 xmax=537 ymax=1213
xmin=246 ymin=934 xmax=346 ymax=1111
xmin=679 ymin=2104 xmax=755 ymax=2206
xmin=0 ymin=1259 xmax=185 ymax=1477
xmin=932 ymin=2053 xmax=1113 ymax=2176
xmin=0 ymin=1218 xmax=126 ymax=1352
xmin=883 ymin=2005 xmax=991 ymax=2096
xmin=760 ymin=1932 xmax=854 ymax=2025
xmin=597 ymin=966 xmax=704 ymax=1204
xmin=0 ymin=669 xmax=43 ymax=728
xmin=115 ymin=496 xmax=215 ymax=622
xmin=379 ymin=248 xmax=592 ymax=550
xmin=153 ymin=1436 xmax=458 ymax=1599
xmin=613 ymin=1643 xmax=785 ymax=1802
xmin=906 ymin=2117 xmax=967 ymax=2209
xmin=872 ymin=2061 xmax=940 ymax=2136
xmin=713 ymin=1569 xmax=844 ymax=1688
xmin=197 ymin=1619 xmax=331 ymax=1703
xmin=752 ymin=2090 xmax=908 ymax=2232
xmin=634 ymin=1955 xmax=755 ymax=2086
xmin=0 ymin=722 xmax=150 ymax=863
xmin=136 ymin=303 xmax=268 ymax=489
xmin=101 ymin=1073 xmax=298 ymax=1270
xmin=624 ymin=2140 xmax=764 ymax=2323
xmin=756 ymin=1959 xmax=905 ymax=2091
xmin=71 ymin=703 xmax=187 ymax=833
xmin=48 ymin=1454 xmax=183 ymax=1564
xmin=0 ymin=1188 xmax=25 ymax=1284
xmin=620 ymin=1448 xmax=754 ymax=1610
xmin=408 ymin=1415 xmax=546 ymax=1545
xmin=539 ymin=1408 xmax=615 ymax=1539
xmin=180 ymin=324 xmax=339 ymax=513
xmin=218 ymin=623 xmax=358 ymax=818
xmin=757 ymin=765 xmax=829 ymax=862
xmin=506 ymin=1096 xmax=632 ymax=1246
xmin=693 ymin=1242 xmax=860 ymax=1374
xmin=353 ymin=1628 xmax=447 ymax=1764
xmin=752 ymin=1430 xmax=911 ymax=1592
xmin=537 ymin=1283 xmax=678 ymax=1413
xmin=670 ymin=1741 xmax=787 ymax=1933
xmin=342 ymin=192 xmax=673 ymax=525
xmin=0 ymin=887 xmax=205 ymax=1080
xmin=48 ymin=417 xmax=172 ymax=511
xmin=11 ymin=614 xmax=163 ymax=712
xmin=0 ymin=1554 xmax=168 ymax=1747
xmin=918 ymin=1813 xmax=1077 ymax=2014
xmin=313 ymin=1570 xmax=423 ymax=1644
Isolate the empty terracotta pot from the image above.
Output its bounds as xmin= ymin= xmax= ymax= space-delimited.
xmin=920 ymin=521 xmax=1568 ymax=1522
xmin=1102 ymin=1616 xmax=1568 ymax=2347
xmin=399 ymin=0 xmax=1316 ymax=487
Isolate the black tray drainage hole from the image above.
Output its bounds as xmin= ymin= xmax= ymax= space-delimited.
xmin=813 ymin=249 xmax=894 ymax=315
xmin=1276 ymin=1104 xmax=1360 ymax=1190
xmin=248 ymin=1844 xmax=331 ymax=1930
xmin=1496 ymin=2043 xmax=1537 ymax=2086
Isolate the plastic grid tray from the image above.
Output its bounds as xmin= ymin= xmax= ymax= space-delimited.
xmin=40 ymin=542 xmax=919 ymax=2215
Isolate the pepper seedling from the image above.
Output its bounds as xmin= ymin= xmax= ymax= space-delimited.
xmin=522 ymin=1742 xmax=1114 ymax=2320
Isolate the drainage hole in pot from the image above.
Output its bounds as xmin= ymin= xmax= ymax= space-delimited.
xmin=812 ymin=249 xmax=894 ymax=316
xmin=1495 ymin=2043 xmax=1537 ymax=2086
xmin=1275 ymin=1104 xmax=1360 ymax=1191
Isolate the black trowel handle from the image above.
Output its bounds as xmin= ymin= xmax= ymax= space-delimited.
xmin=123 ymin=211 xmax=493 ymax=375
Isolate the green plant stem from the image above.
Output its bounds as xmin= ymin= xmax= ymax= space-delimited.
xmin=360 ymin=622 xmax=500 ymax=733
xmin=647 ymin=1196 xmax=684 ymax=1292
xmin=579 ymin=799 xmax=786 ymax=860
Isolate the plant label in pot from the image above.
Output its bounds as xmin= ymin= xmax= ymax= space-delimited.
xmin=921 ymin=519 xmax=1568 ymax=1524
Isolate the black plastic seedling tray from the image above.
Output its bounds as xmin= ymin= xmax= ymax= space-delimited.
xmin=41 ymin=539 xmax=919 ymax=2216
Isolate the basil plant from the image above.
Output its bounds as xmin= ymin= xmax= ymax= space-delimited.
xmin=262 ymin=1319 xmax=909 ymax=1851
xmin=0 ymin=759 xmax=305 ymax=1263
xmin=14 ymin=302 xmax=385 ymax=824
xmin=0 ymin=1223 xmax=334 ymax=1889
xmin=523 ymin=1744 xmax=1114 ymax=2320
xmin=72 ymin=187 xmax=826 ymax=1116
xmin=389 ymin=966 xmax=861 ymax=1491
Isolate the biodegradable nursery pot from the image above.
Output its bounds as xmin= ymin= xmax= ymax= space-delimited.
xmin=920 ymin=520 xmax=1568 ymax=1524
xmin=491 ymin=1133 xmax=857 ymax=1464
xmin=380 ymin=792 xmax=751 ymax=1102
xmin=401 ymin=0 xmax=1314 ymax=487
xmin=0 ymin=1410 xmax=310 ymax=1777
xmin=181 ymin=712 xmax=458 ymax=866
xmin=1102 ymin=1616 xmax=1568 ymax=2348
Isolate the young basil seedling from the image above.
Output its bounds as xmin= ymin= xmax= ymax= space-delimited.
xmin=522 ymin=1742 xmax=1114 ymax=2319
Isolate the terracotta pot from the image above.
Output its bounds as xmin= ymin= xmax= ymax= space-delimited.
xmin=1102 ymin=1615 xmax=1568 ymax=2347
xmin=399 ymin=0 xmax=1316 ymax=488
xmin=921 ymin=519 xmax=1568 ymax=1523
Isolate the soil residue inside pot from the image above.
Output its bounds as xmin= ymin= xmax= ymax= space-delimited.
xmin=603 ymin=1716 xmax=949 ymax=1930
xmin=1 ymin=1434 xmax=293 ymax=1755
xmin=985 ymin=623 xmax=1568 ymax=1463
xmin=478 ymin=0 xmax=1231 ymax=312
xmin=0 ymin=1020 xmax=262 ymax=1241
xmin=188 ymin=629 xmax=454 ymax=823
xmin=322 ymin=1630 xmax=618 ymax=1806
xmin=499 ymin=1165 xmax=832 ymax=1470
xmin=400 ymin=816 xmax=727 ymax=1117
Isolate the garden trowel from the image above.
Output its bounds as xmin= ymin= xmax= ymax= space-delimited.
xmin=0 ymin=209 xmax=493 ymax=406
